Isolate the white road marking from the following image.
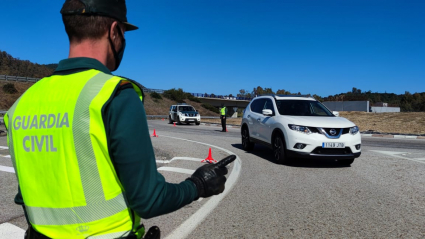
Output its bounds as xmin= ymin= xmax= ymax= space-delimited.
xmin=0 ymin=223 xmax=25 ymax=239
xmin=0 ymin=146 xmax=9 ymax=150
xmin=0 ymin=155 xmax=11 ymax=158
xmin=162 ymin=135 xmax=242 ymax=239
xmin=394 ymin=135 xmax=418 ymax=139
xmin=158 ymin=167 xmax=195 ymax=175
xmin=156 ymin=157 xmax=203 ymax=164
xmin=0 ymin=165 xmax=15 ymax=173
xmin=371 ymin=150 xmax=425 ymax=164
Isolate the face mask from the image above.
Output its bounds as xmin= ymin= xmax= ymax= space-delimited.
xmin=108 ymin=25 xmax=126 ymax=71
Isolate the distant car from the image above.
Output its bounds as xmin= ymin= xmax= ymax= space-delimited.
xmin=241 ymin=95 xmax=361 ymax=165
xmin=169 ymin=103 xmax=201 ymax=125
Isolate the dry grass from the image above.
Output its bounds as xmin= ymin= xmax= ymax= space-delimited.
xmin=0 ymin=81 xmax=34 ymax=110
xmin=201 ymin=112 xmax=425 ymax=135
xmin=0 ymin=82 xmax=218 ymax=117
xmin=339 ymin=111 xmax=425 ymax=135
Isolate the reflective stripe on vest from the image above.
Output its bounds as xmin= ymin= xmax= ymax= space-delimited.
xmin=5 ymin=70 xmax=143 ymax=238
xmin=221 ymin=107 xmax=226 ymax=115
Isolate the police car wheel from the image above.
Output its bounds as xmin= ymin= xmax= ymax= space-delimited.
xmin=168 ymin=116 xmax=173 ymax=124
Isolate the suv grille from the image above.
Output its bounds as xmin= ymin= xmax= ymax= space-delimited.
xmin=312 ymin=147 xmax=353 ymax=155
xmin=321 ymin=128 xmax=342 ymax=136
xmin=309 ymin=127 xmax=350 ymax=135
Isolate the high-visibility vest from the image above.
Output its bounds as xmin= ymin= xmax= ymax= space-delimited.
xmin=5 ymin=69 xmax=144 ymax=239
xmin=220 ymin=107 xmax=226 ymax=116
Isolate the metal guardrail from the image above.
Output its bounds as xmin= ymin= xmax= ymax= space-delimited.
xmin=189 ymin=93 xmax=252 ymax=101
xmin=142 ymin=88 xmax=165 ymax=94
xmin=0 ymin=75 xmax=40 ymax=82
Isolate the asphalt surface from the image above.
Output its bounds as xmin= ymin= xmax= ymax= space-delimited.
xmin=0 ymin=120 xmax=424 ymax=238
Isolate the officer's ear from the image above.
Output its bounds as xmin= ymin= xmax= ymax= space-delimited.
xmin=109 ymin=21 xmax=124 ymax=47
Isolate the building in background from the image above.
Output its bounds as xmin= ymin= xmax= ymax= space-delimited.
xmin=323 ymin=101 xmax=400 ymax=113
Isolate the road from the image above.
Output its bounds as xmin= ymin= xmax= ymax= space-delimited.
xmin=1 ymin=120 xmax=424 ymax=238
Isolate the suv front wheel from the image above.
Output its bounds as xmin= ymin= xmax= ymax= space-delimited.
xmin=273 ymin=134 xmax=289 ymax=164
xmin=241 ymin=127 xmax=255 ymax=151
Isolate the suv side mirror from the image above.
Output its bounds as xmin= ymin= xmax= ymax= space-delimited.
xmin=262 ymin=109 xmax=273 ymax=116
xmin=333 ymin=111 xmax=339 ymax=117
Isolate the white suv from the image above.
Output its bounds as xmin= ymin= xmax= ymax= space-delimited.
xmin=169 ymin=104 xmax=201 ymax=125
xmin=241 ymin=95 xmax=361 ymax=166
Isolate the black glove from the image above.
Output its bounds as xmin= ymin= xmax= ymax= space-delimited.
xmin=187 ymin=155 xmax=236 ymax=199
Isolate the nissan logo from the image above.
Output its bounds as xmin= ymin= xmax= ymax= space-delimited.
xmin=330 ymin=129 xmax=337 ymax=135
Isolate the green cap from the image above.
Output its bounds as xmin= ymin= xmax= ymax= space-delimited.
xmin=61 ymin=0 xmax=138 ymax=31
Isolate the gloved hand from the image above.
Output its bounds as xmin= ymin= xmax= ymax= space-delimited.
xmin=187 ymin=155 xmax=236 ymax=199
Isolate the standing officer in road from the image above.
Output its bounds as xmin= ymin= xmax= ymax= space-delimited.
xmin=220 ymin=103 xmax=228 ymax=132
xmin=4 ymin=0 xmax=235 ymax=238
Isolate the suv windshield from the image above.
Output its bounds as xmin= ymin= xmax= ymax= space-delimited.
xmin=178 ymin=106 xmax=195 ymax=112
xmin=276 ymin=100 xmax=334 ymax=116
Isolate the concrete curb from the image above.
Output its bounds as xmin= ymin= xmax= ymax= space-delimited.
xmin=362 ymin=134 xmax=425 ymax=139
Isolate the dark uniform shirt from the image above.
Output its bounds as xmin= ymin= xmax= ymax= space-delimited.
xmin=15 ymin=57 xmax=197 ymax=219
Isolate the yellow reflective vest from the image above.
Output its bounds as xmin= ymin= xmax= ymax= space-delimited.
xmin=220 ymin=107 xmax=227 ymax=116
xmin=5 ymin=69 xmax=144 ymax=238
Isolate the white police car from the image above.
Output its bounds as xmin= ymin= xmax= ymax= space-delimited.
xmin=169 ymin=103 xmax=201 ymax=125
xmin=241 ymin=95 xmax=361 ymax=165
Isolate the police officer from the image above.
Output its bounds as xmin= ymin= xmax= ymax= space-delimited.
xmin=4 ymin=0 xmax=234 ymax=238
xmin=220 ymin=103 xmax=228 ymax=132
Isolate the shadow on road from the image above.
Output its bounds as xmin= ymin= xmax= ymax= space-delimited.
xmin=231 ymin=143 xmax=350 ymax=168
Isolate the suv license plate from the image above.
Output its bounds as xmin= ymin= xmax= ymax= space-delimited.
xmin=322 ymin=142 xmax=345 ymax=148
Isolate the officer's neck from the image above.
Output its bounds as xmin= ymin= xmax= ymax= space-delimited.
xmin=68 ymin=39 xmax=109 ymax=69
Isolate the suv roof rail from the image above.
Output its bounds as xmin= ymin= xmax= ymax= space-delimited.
xmin=258 ymin=94 xmax=313 ymax=99
xmin=177 ymin=103 xmax=188 ymax=105
xmin=275 ymin=94 xmax=313 ymax=98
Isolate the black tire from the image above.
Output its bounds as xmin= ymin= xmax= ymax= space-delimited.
xmin=177 ymin=117 xmax=182 ymax=125
xmin=168 ymin=116 xmax=173 ymax=124
xmin=273 ymin=134 xmax=289 ymax=164
xmin=241 ymin=127 xmax=255 ymax=151
xmin=196 ymin=121 xmax=200 ymax=125
xmin=338 ymin=158 xmax=355 ymax=166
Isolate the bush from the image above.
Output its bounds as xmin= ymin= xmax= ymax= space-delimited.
xmin=163 ymin=88 xmax=187 ymax=103
xmin=3 ymin=83 xmax=17 ymax=94
xmin=150 ymin=92 xmax=162 ymax=100
xmin=201 ymin=103 xmax=219 ymax=114
xmin=186 ymin=93 xmax=201 ymax=103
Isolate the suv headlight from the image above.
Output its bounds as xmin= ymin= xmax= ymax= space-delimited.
xmin=288 ymin=124 xmax=312 ymax=134
xmin=350 ymin=126 xmax=359 ymax=135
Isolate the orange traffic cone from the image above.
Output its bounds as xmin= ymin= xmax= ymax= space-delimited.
xmin=162 ymin=118 xmax=164 ymax=121
xmin=201 ymin=148 xmax=217 ymax=163
xmin=173 ymin=122 xmax=176 ymax=127
xmin=152 ymin=129 xmax=158 ymax=137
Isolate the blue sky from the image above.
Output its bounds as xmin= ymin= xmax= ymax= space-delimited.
xmin=1 ymin=0 xmax=424 ymax=97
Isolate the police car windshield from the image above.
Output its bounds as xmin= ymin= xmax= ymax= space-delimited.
xmin=276 ymin=100 xmax=334 ymax=116
xmin=178 ymin=106 xmax=195 ymax=112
